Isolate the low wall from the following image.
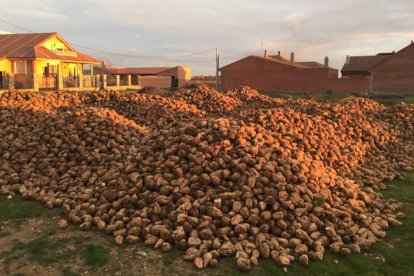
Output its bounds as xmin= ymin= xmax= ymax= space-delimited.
xmin=139 ymin=76 xmax=171 ymax=88
xmin=327 ymin=78 xmax=371 ymax=94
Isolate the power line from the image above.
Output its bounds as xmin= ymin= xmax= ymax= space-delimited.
xmin=0 ymin=18 xmax=216 ymax=59
xmin=0 ymin=19 xmax=35 ymax=33
xmin=72 ymin=44 xmax=215 ymax=59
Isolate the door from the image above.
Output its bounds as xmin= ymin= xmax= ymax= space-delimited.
xmin=40 ymin=63 xmax=58 ymax=90
xmin=171 ymin=76 xmax=179 ymax=88
xmin=0 ymin=72 xmax=3 ymax=89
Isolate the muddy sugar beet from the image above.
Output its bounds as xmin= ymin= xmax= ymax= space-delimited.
xmin=0 ymin=87 xmax=414 ymax=271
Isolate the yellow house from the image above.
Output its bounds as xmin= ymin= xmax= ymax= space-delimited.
xmin=0 ymin=32 xmax=101 ymax=90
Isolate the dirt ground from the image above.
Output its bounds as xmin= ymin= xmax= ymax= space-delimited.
xmin=0 ymin=205 xmax=213 ymax=276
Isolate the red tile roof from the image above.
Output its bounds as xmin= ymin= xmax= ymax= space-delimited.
xmin=268 ymin=54 xmax=290 ymax=62
xmin=0 ymin=33 xmax=53 ymax=58
xmin=261 ymin=55 xmax=329 ymax=69
xmin=0 ymin=32 xmax=100 ymax=63
xmin=254 ymin=56 xmax=309 ymax=68
xmin=297 ymin=61 xmax=326 ymax=69
xmin=35 ymin=46 xmax=100 ymax=63
xmin=220 ymin=55 xmax=333 ymax=71
xmin=341 ymin=54 xmax=392 ymax=74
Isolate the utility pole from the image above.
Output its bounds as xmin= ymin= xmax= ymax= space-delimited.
xmin=216 ymin=47 xmax=219 ymax=91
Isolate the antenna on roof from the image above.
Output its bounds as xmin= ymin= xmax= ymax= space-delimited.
xmin=260 ymin=37 xmax=263 ymax=57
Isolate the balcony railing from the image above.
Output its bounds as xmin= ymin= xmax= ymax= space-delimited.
xmin=14 ymin=74 xmax=34 ymax=89
xmin=83 ymin=75 xmax=95 ymax=87
xmin=63 ymin=76 xmax=78 ymax=88
xmin=52 ymin=49 xmax=78 ymax=57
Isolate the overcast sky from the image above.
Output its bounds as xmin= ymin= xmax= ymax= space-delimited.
xmin=1 ymin=0 xmax=414 ymax=75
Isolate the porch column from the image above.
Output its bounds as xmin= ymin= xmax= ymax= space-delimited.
xmin=57 ymin=73 xmax=63 ymax=91
xmin=115 ymin=75 xmax=120 ymax=87
xmin=102 ymin=74 xmax=107 ymax=90
xmin=78 ymin=73 xmax=83 ymax=88
xmin=8 ymin=73 xmax=14 ymax=90
xmin=32 ymin=73 xmax=39 ymax=92
xmin=95 ymin=74 xmax=100 ymax=90
xmin=127 ymin=75 xmax=132 ymax=86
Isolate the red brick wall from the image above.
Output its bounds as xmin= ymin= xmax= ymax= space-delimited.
xmin=327 ymin=77 xmax=370 ymax=94
xmin=221 ymin=57 xmax=339 ymax=93
xmin=371 ymin=44 xmax=414 ymax=95
xmin=139 ymin=76 xmax=171 ymax=88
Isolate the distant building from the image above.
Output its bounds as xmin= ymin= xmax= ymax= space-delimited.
xmin=341 ymin=54 xmax=392 ymax=79
xmin=0 ymin=32 xmax=101 ymax=90
xmin=0 ymin=32 xmax=192 ymax=91
xmin=342 ymin=42 xmax=414 ymax=95
xmin=219 ymin=51 xmax=338 ymax=92
xmin=99 ymin=65 xmax=192 ymax=88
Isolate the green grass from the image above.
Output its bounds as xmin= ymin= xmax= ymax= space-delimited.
xmin=61 ymin=268 xmax=79 ymax=276
xmin=12 ymin=236 xmax=77 ymax=264
xmin=261 ymin=91 xmax=349 ymax=102
xmin=261 ymin=91 xmax=414 ymax=106
xmin=0 ymin=195 xmax=52 ymax=220
xmin=374 ymin=96 xmax=414 ymax=106
xmin=4 ymin=231 xmax=109 ymax=267
xmin=83 ymin=244 xmax=109 ymax=266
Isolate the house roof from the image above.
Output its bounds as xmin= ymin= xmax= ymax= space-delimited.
xmin=35 ymin=46 xmax=100 ymax=63
xmin=0 ymin=32 xmax=100 ymax=63
xmin=297 ymin=61 xmax=326 ymax=69
xmin=260 ymin=55 xmax=309 ymax=68
xmin=220 ymin=55 xmax=305 ymax=71
xmin=103 ymin=67 xmax=174 ymax=75
xmin=268 ymin=54 xmax=290 ymax=62
xmin=220 ymin=55 xmax=333 ymax=71
xmin=341 ymin=54 xmax=392 ymax=74
xmin=0 ymin=33 xmax=53 ymax=58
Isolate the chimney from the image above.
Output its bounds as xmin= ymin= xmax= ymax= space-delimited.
xmin=278 ymin=51 xmax=281 ymax=57
xmin=346 ymin=55 xmax=351 ymax=64
xmin=290 ymin=52 xmax=295 ymax=64
xmin=324 ymin=56 xmax=329 ymax=68
xmin=264 ymin=49 xmax=268 ymax=58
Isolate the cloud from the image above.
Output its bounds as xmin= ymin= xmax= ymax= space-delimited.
xmin=1 ymin=0 xmax=414 ymax=74
xmin=13 ymin=9 xmax=69 ymax=21
xmin=1 ymin=0 xmax=69 ymax=21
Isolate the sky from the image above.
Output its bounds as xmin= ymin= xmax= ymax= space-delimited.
xmin=1 ymin=0 xmax=414 ymax=75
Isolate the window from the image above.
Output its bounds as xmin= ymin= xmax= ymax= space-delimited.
xmin=49 ymin=65 xmax=58 ymax=74
xmin=83 ymin=64 xmax=92 ymax=76
xmin=43 ymin=64 xmax=58 ymax=75
xmin=14 ymin=61 xmax=26 ymax=74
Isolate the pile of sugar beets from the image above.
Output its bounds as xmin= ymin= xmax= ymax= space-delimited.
xmin=1 ymin=86 xmax=414 ymax=271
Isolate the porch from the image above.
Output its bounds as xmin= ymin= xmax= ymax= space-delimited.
xmin=0 ymin=72 xmax=144 ymax=92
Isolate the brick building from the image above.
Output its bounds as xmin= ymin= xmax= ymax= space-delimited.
xmin=221 ymin=42 xmax=414 ymax=95
xmin=370 ymin=43 xmax=414 ymax=95
xmin=340 ymin=42 xmax=414 ymax=95
xmin=220 ymin=51 xmax=338 ymax=92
